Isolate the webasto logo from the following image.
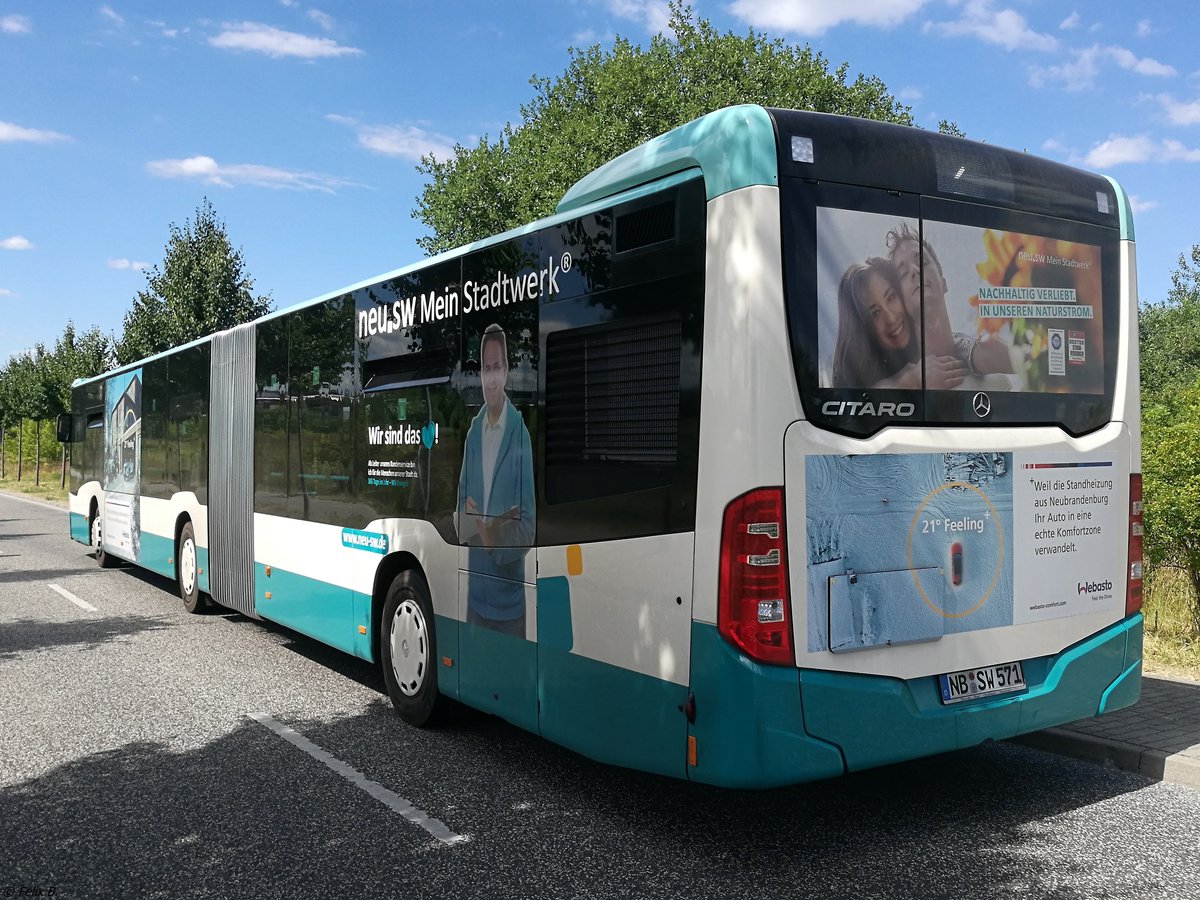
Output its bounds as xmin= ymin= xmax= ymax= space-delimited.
xmin=1077 ymin=580 xmax=1113 ymax=595
xmin=821 ymin=400 xmax=916 ymax=417
xmin=357 ymin=254 xmax=571 ymax=339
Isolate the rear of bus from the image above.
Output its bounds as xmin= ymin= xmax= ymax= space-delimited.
xmin=687 ymin=109 xmax=1141 ymax=787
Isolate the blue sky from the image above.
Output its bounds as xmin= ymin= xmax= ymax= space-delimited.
xmin=2 ymin=1 xmax=1197 ymax=364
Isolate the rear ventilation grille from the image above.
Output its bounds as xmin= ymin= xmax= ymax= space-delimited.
xmin=616 ymin=200 xmax=675 ymax=252
xmin=545 ymin=314 xmax=683 ymax=510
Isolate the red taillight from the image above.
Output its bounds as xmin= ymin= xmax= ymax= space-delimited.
xmin=1127 ymin=474 xmax=1143 ymax=616
xmin=717 ymin=487 xmax=794 ymax=666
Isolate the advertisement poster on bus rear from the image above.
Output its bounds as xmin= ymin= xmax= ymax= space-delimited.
xmin=815 ymin=207 xmax=1104 ymax=395
xmin=804 ymin=450 xmax=1123 ymax=653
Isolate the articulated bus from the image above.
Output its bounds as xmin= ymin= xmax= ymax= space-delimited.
xmin=64 ymin=106 xmax=1142 ymax=788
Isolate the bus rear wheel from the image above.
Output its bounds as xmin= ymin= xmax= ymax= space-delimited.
xmin=380 ymin=570 xmax=441 ymax=727
xmin=177 ymin=521 xmax=209 ymax=613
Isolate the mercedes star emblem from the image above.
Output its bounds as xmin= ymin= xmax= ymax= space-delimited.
xmin=973 ymin=392 xmax=992 ymax=417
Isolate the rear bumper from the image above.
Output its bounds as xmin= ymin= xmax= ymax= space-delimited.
xmin=688 ymin=615 xmax=1142 ymax=788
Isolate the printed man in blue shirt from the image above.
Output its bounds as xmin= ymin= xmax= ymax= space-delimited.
xmin=456 ymin=323 xmax=535 ymax=637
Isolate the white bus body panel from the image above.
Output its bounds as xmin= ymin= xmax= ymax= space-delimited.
xmin=538 ymin=533 xmax=694 ymax=686
xmin=253 ymin=514 xmax=459 ymax=617
xmin=693 ymin=184 xmax=802 ymax=625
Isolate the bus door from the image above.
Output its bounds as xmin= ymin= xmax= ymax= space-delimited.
xmin=457 ymin=547 xmax=538 ymax=731
xmin=454 ymin=243 xmax=540 ymax=733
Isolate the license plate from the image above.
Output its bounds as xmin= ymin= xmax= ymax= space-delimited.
xmin=939 ymin=661 xmax=1026 ymax=704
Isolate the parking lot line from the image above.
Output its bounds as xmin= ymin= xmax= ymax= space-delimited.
xmin=47 ymin=583 xmax=98 ymax=613
xmin=249 ymin=713 xmax=468 ymax=846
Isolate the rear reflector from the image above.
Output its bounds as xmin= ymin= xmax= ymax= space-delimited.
xmin=717 ymin=487 xmax=794 ymax=666
xmin=1127 ymin=474 xmax=1143 ymax=616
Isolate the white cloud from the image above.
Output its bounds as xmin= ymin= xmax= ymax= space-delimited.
xmin=209 ymin=22 xmax=361 ymax=58
xmin=1 ymin=14 xmax=31 ymax=33
xmin=1159 ymin=94 xmax=1200 ymax=126
xmin=898 ymin=86 xmax=923 ymax=101
xmin=1129 ymin=195 xmax=1158 ymax=213
xmin=928 ymin=1 xmax=1057 ymax=52
xmin=327 ymin=115 xmax=456 ymax=162
xmin=146 ymin=155 xmax=361 ymax=192
xmin=0 ymin=288 xmax=15 ymax=297
xmin=1106 ymin=45 xmax=1175 ymax=77
xmin=1032 ymin=45 xmax=1177 ymax=91
xmin=1081 ymin=134 xmax=1200 ymax=168
xmin=100 ymin=5 xmax=124 ymax=26
xmin=307 ymin=9 xmax=335 ymax=32
xmin=599 ymin=0 xmax=672 ymax=34
xmin=1137 ymin=19 xmax=1153 ymax=37
xmin=727 ymin=0 xmax=926 ymax=36
xmin=107 ymin=258 xmax=149 ymax=271
xmin=1059 ymin=11 xmax=1080 ymax=30
xmin=0 ymin=120 xmax=71 ymax=143
xmin=2 ymin=235 xmax=34 ymax=250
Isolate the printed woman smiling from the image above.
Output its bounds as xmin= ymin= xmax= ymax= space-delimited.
xmin=831 ymin=257 xmax=967 ymax=390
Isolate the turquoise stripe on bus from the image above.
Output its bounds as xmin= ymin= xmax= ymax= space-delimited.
xmin=197 ymin=546 xmax=210 ymax=595
xmin=556 ymin=104 xmax=778 ymax=213
xmin=139 ymin=531 xmax=177 ymax=579
xmin=532 ymin=575 xmax=687 ymax=777
xmin=458 ymin=619 xmax=538 ymax=732
xmin=535 ymin=576 xmax=573 ymax=651
xmin=69 ymin=512 xmax=88 ymax=544
xmin=1102 ymin=175 xmax=1136 ymax=241
xmin=254 ymin=563 xmax=367 ymax=657
xmin=432 ymin=615 xmax=460 ymax=700
xmin=688 ymin=622 xmax=846 ymax=788
xmin=799 ymin=615 xmax=1141 ymax=774
xmin=539 ymin=642 xmax=691 ymax=779
xmin=1099 ymin=658 xmax=1143 ymax=715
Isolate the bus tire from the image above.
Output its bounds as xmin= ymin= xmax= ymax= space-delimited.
xmin=177 ymin=521 xmax=209 ymax=613
xmin=380 ymin=569 xmax=441 ymax=727
xmin=92 ymin=508 xmax=116 ymax=569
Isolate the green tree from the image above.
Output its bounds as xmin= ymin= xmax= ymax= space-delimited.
xmin=117 ymin=199 xmax=272 ymax=364
xmin=44 ymin=322 xmax=114 ymax=414
xmin=42 ymin=322 xmax=114 ymax=486
xmin=1142 ymin=385 xmax=1200 ymax=632
xmin=414 ymin=2 xmax=917 ymax=255
xmin=0 ymin=350 xmax=50 ymax=482
xmin=1140 ymin=243 xmax=1200 ymax=397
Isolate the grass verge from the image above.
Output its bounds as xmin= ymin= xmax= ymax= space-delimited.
xmin=0 ymin=471 xmax=68 ymax=507
xmin=1142 ymin=566 xmax=1200 ymax=680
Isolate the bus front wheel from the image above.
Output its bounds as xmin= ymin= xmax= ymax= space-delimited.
xmin=92 ymin=509 xmax=115 ymax=569
xmin=177 ymin=521 xmax=209 ymax=613
xmin=380 ymin=570 xmax=441 ymax=727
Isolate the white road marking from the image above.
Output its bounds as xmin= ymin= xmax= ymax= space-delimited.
xmin=250 ymin=713 xmax=467 ymax=846
xmin=48 ymin=583 xmax=98 ymax=612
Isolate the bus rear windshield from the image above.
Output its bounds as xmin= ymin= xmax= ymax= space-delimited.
xmin=778 ymin=146 xmax=1120 ymax=438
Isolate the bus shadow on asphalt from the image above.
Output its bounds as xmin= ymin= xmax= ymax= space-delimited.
xmin=0 ymin=614 xmax=172 ymax=662
xmin=0 ymin=566 xmax=107 ymax=584
xmin=116 ymin=563 xmax=397 ymax=699
xmin=0 ymin=701 xmax=1161 ymax=899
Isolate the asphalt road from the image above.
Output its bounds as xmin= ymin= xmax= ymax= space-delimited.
xmin=2 ymin=491 xmax=1198 ymax=900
